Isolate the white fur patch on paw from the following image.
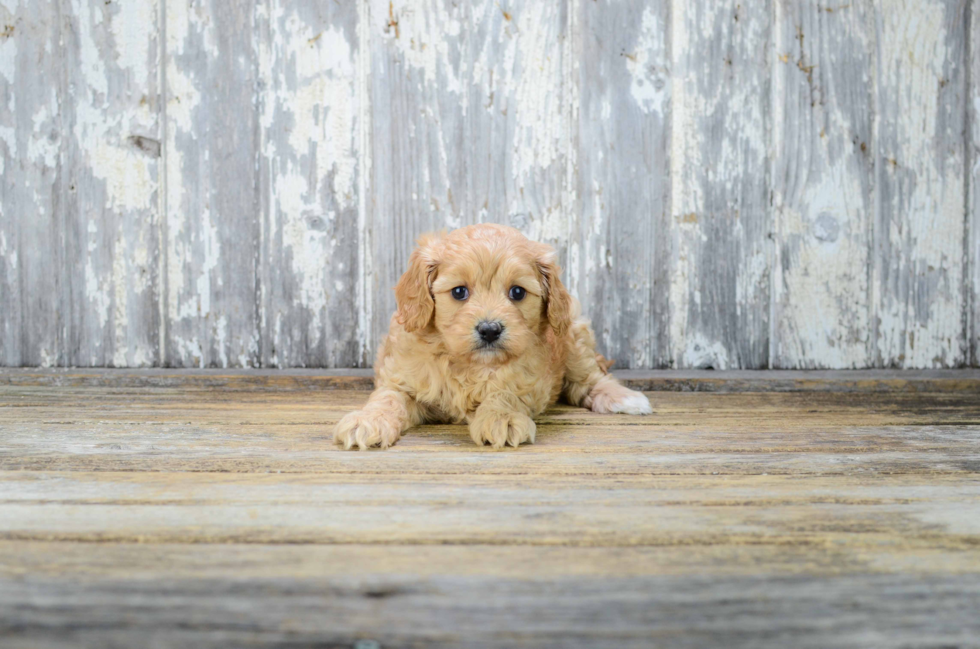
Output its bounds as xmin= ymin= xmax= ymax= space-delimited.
xmin=608 ymin=391 xmax=653 ymax=415
xmin=587 ymin=377 xmax=653 ymax=415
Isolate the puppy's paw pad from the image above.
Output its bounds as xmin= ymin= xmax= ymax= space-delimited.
xmin=470 ymin=412 xmax=536 ymax=449
xmin=334 ymin=410 xmax=401 ymax=450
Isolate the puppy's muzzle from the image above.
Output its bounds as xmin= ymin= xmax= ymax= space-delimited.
xmin=476 ymin=320 xmax=504 ymax=346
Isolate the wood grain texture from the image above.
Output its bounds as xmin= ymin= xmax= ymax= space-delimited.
xmin=669 ymin=0 xmax=772 ymax=369
xmin=0 ymin=378 xmax=979 ymax=646
xmin=572 ymin=0 xmax=670 ymax=368
xmin=771 ymin=0 xmax=874 ymax=368
xmin=258 ymin=0 xmax=361 ymax=368
xmin=0 ymin=0 xmax=65 ymax=367
xmin=62 ymin=0 xmax=162 ymax=367
xmin=3 ymin=566 xmax=978 ymax=649
xmin=164 ymin=0 xmax=261 ymax=368
xmin=1 ymin=0 xmax=978 ymax=370
xmin=5 ymin=471 xmax=980 ymax=545
xmin=971 ymin=0 xmax=980 ymax=367
xmin=874 ymin=0 xmax=969 ymax=368
xmin=367 ymin=0 xmax=570 ymax=357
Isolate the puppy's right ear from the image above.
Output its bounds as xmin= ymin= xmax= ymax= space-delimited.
xmin=394 ymin=233 xmax=441 ymax=332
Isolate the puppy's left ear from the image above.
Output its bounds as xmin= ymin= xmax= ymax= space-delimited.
xmin=536 ymin=247 xmax=572 ymax=338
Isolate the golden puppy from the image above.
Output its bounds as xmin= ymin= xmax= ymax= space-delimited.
xmin=334 ymin=224 xmax=652 ymax=450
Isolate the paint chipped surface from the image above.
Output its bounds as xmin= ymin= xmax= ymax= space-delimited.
xmin=670 ymin=0 xmax=771 ymax=368
xmin=572 ymin=0 xmax=670 ymax=369
xmin=260 ymin=0 xmax=360 ymax=368
xmin=0 ymin=0 xmax=64 ymax=366
xmin=1 ymin=0 xmax=977 ymax=369
xmin=771 ymin=0 xmax=873 ymax=369
xmin=627 ymin=6 xmax=669 ymax=116
xmin=69 ymin=0 xmax=160 ymax=366
xmin=875 ymin=0 xmax=966 ymax=368
xmin=165 ymin=0 xmax=260 ymax=368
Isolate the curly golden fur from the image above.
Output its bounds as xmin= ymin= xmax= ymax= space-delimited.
xmin=334 ymin=224 xmax=652 ymax=450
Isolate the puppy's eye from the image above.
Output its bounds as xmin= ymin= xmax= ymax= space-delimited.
xmin=451 ymin=286 xmax=469 ymax=301
xmin=508 ymin=286 xmax=527 ymax=301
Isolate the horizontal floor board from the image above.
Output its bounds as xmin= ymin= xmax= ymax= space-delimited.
xmin=1 ymin=473 xmax=979 ymax=548
xmin=3 ymin=570 xmax=979 ymax=649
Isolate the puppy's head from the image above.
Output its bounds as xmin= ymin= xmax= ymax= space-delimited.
xmin=394 ymin=224 xmax=571 ymax=362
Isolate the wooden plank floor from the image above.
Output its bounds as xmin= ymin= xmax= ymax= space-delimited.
xmin=1 ymin=371 xmax=979 ymax=648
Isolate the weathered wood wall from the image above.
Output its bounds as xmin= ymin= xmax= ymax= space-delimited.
xmin=0 ymin=0 xmax=976 ymax=369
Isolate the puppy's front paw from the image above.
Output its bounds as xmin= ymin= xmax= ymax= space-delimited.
xmin=585 ymin=377 xmax=653 ymax=415
xmin=334 ymin=410 xmax=402 ymax=450
xmin=469 ymin=411 xmax=536 ymax=449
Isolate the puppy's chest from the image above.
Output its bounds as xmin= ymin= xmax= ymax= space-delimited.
xmin=415 ymin=362 xmax=552 ymax=421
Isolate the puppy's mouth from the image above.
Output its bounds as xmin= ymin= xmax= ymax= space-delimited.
xmin=470 ymin=335 xmax=509 ymax=358
xmin=474 ymin=339 xmax=506 ymax=353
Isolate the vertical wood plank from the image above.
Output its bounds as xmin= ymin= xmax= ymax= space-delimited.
xmin=367 ymin=0 xmax=468 ymax=354
xmin=465 ymin=1 xmax=570 ymax=258
xmin=62 ymin=0 xmax=161 ymax=367
xmin=0 ymin=0 xmax=65 ymax=367
xmin=572 ymin=0 xmax=670 ymax=369
xmin=771 ymin=0 xmax=875 ymax=368
xmin=669 ymin=0 xmax=771 ymax=369
xmin=258 ymin=0 xmax=360 ymax=368
xmin=874 ymin=0 xmax=968 ymax=368
xmin=367 ymin=0 xmax=568 ymax=357
xmin=164 ymin=0 xmax=260 ymax=367
xmin=970 ymin=0 xmax=980 ymax=367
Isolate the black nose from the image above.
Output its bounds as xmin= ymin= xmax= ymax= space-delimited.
xmin=476 ymin=321 xmax=503 ymax=343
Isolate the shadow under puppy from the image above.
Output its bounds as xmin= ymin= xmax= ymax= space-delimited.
xmin=335 ymin=224 xmax=652 ymax=450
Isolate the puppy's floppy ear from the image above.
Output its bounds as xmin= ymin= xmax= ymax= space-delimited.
xmin=536 ymin=246 xmax=572 ymax=338
xmin=394 ymin=233 xmax=441 ymax=332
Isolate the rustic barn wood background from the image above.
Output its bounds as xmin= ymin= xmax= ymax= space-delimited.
xmin=0 ymin=0 xmax=977 ymax=369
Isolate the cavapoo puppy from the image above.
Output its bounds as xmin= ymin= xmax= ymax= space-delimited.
xmin=334 ymin=224 xmax=652 ymax=450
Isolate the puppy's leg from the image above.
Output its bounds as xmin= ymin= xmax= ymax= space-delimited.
xmin=334 ymin=388 xmax=422 ymax=450
xmin=562 ymin=318 xmax=652 ymax=415
xmin=469 ymin=392 xmax=536 ymax=449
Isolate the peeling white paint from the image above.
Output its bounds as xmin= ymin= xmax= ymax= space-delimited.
xmin=1 ymin=0 xmax=975 ymax=370
xmin=380 ymin=0 xmax=464 ymax=96
xmin=261 ymin=2 xmax=360 ymax=363
xmin=84 ymin=221 xmax=111 ymax=331
xmin=876 ymin=0 xmax=964 ymax=367
xmin=165 ymin=0 xmax=218 ymax=365
xmin=511 ymin=3 xmax=563 ymax=189
xmin=770 ymin=0 xmax=875 ymax=370
xmin=67 ymin=0 xmax=158 ymax=367
xmin=670 ymin=0 xmax=769 ymax=367
xmin=109 ymin=0 xmax=153 ymax=91
xmin=627 ymin=6 xmax=669 ymax=116
xmin=682 ymin=333 xmax=731 ymax=370
xmin=775 ymin=159 xmax=871 ymax=368
xmin=28 ymin=102 xmax=59 ymax=169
